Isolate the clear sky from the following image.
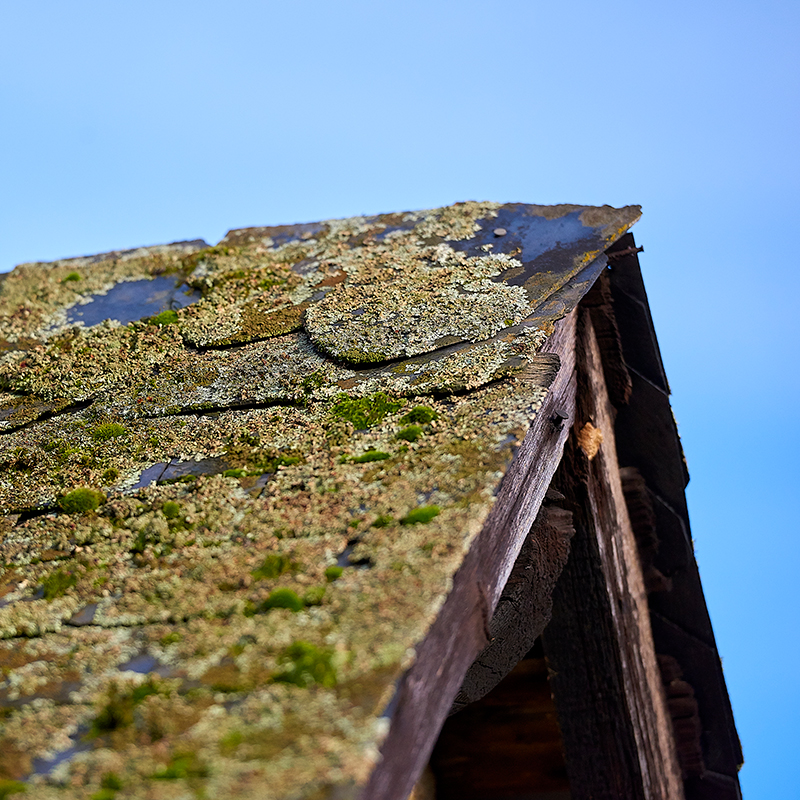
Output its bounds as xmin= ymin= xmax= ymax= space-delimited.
xmin=2 ymin=1 xmax=798 ymax=795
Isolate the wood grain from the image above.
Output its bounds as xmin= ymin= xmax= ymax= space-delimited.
xmin=543 ymin=309 xmax=684 ymax=800
xmin=359 ymin=310 xmax=578 ymax=800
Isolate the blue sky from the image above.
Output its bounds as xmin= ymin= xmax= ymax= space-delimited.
xmin=2 ymin=1 xmax=798 ymax=794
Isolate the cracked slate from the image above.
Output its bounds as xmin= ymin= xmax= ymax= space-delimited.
xmin=64 ymin=275 xmax=201 ymax=328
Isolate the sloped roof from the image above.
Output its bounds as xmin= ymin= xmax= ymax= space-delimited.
xmin=0 ymin=202 xmax=639 ymax=799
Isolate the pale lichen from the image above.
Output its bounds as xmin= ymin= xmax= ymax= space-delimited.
xmin=0 ymin=201 xmax=640 ymax=799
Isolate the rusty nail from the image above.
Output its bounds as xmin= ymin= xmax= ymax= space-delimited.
xmin=493 ymin=228 xmax=507 ymax=237
xmin=607 ymin=245 xmax=644 ymax=261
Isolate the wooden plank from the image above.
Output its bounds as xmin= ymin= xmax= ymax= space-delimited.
xmin=542 ymin=308 xmax=684 ymax=800
xmin=360 ymin=310 xmax=579 ymax=800
xmin=450 ymin=502 xmax=575 ymax=713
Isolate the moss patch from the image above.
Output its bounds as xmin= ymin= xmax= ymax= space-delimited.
xmin=251 ymin=554 xmax=294 ymax=581
xmin=352 ymin=450 xmax=390 ymax=464
xmin=90 ymin=678 xmax=163 ymax=737
xmin=91 ymin=422 xmax=127 ymax=441
xmin=399 ymin=406 xmax=438 ymax=425
xmin=260 ymin=588 xmax=304 ymax=612
xmin=273 ymin=641 xmax=337 ymax=688
xmin=330 ymin=392 xmax=402 ymax=430
xmin=400 ymin=505 xmax=441 ymax=525
xmin=152 ymin=751 xmax=209 ymax=780
xmin=41 ymin=568 xmax=78 ymax=600
xmin=162 ymin=501 xmax=181 ymax=519
xmin=145 ymin=309 xmax=179 ymax=326
xmin=58 ymin=487 xmax=105 ymax=513
xmin=0 ymin=780 xmax=26 ymax=799
xmin=396 ymin=424 xmax=423 ymax=442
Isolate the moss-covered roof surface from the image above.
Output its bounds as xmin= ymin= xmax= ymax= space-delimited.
xmin=0 ymin=202 xmax=639 ymax=799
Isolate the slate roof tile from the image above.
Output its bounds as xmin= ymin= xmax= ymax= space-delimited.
xmin=0 ymin=201 xmax=638 ymax=798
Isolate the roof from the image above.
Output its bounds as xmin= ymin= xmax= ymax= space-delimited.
xmin=0 ymin=202 xmax=640 ymax=798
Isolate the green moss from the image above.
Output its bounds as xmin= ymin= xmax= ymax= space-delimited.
xmin=145 ymin=309 xmax=179 ymax=326
xmin=62 ymin=271 xmax=81 ymax=282
xmin=260 ymin=588 xmax=304 ymax=612
xmin=400 ymin=505 xmax=441 ymax=525
xmin=0 ymin=781 xmax=26 ymax=799
xmin=91 ymin=422 xmax=127 ymax=441
xmin=300 ymin=371 xmax=325 ymax=393
xmin=101 ymin=467 xmax=119 ymax=484
xmin=130 ymin=530 xmax=148 ymax=555
xmin=59 ymin=487 xmax=105 ymax=513
xmin=396 ymin=424 xmax=423 ymax=442
xmin=90 ymin=679 xmax=162 ymax=736
xmin=338 ymin=348 xmax=387 ymax=365
xmin=90 ymin=790 xmax=116 ymax=800
xmin=352 ymin=450 xmax=390 ymax=463
xmin=399 ymin=405 xmax=438 ymax=425
xmin=273 ymin=641 xmax=337 ymax=688
xmin=251 ymin=554 xmax=294 ymax=580
xmin=330 ymin=392 xmax=402 ymax=430
xmin=302 ymin=586 xmax=326 ymax=606
xmin=1 ymin=447 xmax=37 ymax=472
xmin=162 ymin=501 xmax=181 ymax=519
xmin=41 ymin=568 xmax=77 ymax=600
xmin=324 ymin=566 xmax=343 ymax=582
xmin=152 ymin=751 xmax=209 ymax=780
xmin=372 ymin=514 xmax=393 ymax=528
xmin=222 ymin=468 xmax=248 ymax=478
xmin=100 ymin=774 xmax=123 ymax=791
xmin=219 ymin=729 xmax=244 ymax=756
xmin=159 ymin=632 xmax=182 ymax=646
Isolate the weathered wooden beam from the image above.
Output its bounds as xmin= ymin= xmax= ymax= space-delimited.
xmin=449 ymin=501 xmax=575 ymax=714
xmin=361 ymin=310 xmax=579 ymax=800
xmin=542 ymin=308 xmax=685 ymax=800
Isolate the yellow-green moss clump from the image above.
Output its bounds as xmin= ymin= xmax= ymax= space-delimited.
xmin=91 ymin=422 xmax=127 ymax=441
xmin=330 ymin=392 xmax=402 ymax=429
xmin=352 ymin=450 xmax=390 ymax=463
xmin=162 ymin=500 xmax=181 ymax=519
xmin=400 ymin=505 xmax=441 ymax=525
xmin=145 ymin=309 xmax=179 ymax=326
xmin=396 ymin=425 xmax=423 ymax=442
xmin=399 ymin=405 xmax=438 ymax=425
xmin=251 ymin=554 xmax=295 ymax=580
xmin=273 ymin=641 xmax=337 ymax=688
xmin=41 ymin=568 xmax=77 ymax=600
xmin=58 ymin=486 xmax=105 ymax=513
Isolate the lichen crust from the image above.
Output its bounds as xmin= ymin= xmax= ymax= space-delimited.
xmin=0 ymin=201 xmax=638 ymax=798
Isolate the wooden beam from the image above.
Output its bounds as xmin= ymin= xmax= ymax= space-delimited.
xmin=542 ymin=308 xmax=684 ymax=800
xmin=450 ymin=501 xmax=575 ymax=714
xmin=360 ymin=310 xmax=578 ymax=800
